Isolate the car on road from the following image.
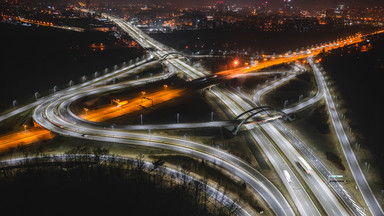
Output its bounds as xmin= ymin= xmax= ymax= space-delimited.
xmin=283 ymin=170 xmax=292 ymax=183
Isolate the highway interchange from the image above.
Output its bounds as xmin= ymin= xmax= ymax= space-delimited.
xmin=0 ymin=11 xmax=383 ymax=216
xmin=32 ymin=52 xmax=294 ymax=216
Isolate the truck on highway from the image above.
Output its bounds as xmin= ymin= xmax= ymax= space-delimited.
xmin=297 ymin=156 xmax=311 ymax=175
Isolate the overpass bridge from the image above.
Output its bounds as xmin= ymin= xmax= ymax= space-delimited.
xmin=100 ymin=106 xmax=288 ymax=134
xmin=160 ymin=52 xmax=189 ymax=60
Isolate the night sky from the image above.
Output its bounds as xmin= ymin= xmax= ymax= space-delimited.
xmin=26 ymin=0 xmax=384 ymax=8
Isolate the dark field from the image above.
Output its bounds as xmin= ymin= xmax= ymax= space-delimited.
xmin=319 ymin=33 xmax=384 ymax=178
xmin=0 ymin=23 xmax=143 ymax=111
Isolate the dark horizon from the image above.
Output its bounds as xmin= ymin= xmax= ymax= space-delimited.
xmin=168 ymin=0 xmax=384 ymax=9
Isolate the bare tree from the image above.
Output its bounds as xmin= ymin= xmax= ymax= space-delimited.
xmin=201 ymin=176 xmax=209 ymax=212
xmin=150 ymin=158 xmax=165 ymax=186
xmin=135 ymin=154 xmax=146 ymax=183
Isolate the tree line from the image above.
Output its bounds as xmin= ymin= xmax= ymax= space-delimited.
xmin=0 ymin=146 xmax=241 ymax=216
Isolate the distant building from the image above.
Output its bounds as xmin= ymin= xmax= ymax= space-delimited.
xmin=283 ymin=0 xmax=292 ymax=10
xmin=260 ymin=1 xmax=268 ymax=14
xmin=215 ymin=1 xmax=228 ymax=13
xmin=335 ymin=5 xmax=348 ymax=17
xmin=326 ymin=8 xmax=335 ymax=17
xmin=336 ymin=4 xmax=344 ymax=12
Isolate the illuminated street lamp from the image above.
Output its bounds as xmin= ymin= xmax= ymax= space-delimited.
xmin=163 ymin=84 xmax=168 ymax=91
xmin=23 ymin=124 xmax=27 ymax=132
xmin=141 ymin=91 xmax=146 ymax=103
xmin=84 ymin=108 xmax=89 ymax=115
xmin=12 ymin=100 xmax=17 ymax=108
xmin=233 ymin=60 xmax=239 ymax=67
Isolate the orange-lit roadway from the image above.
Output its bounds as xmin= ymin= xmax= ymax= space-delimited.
xmin=82 ymin=88 xmax=184 ymax=122
xmin=0 ymin=127 xmax=53 ymax=151
xmin=217 ymin=34 xmax=365 ymax=78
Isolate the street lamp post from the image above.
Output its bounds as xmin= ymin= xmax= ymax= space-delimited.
xmin=284 ymin=100 xmax=288 ymax=109
xmin=34 ymin=92 xmax=40 ymax=101
xmin=12 ymin=100 xmax=17 ymax=108
xmin=141 ymin=91 xmax=146 ymax=102
xmin=298 ymin=94 xmax=303 ymax=102
xmin=233 ymin=60 xmax=239 ymax=68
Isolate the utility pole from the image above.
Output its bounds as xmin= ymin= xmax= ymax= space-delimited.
xmin=298 ymin=94 xmax=303 ymax=102
xmin=34 ymin=92 xmax=40 ymax=101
